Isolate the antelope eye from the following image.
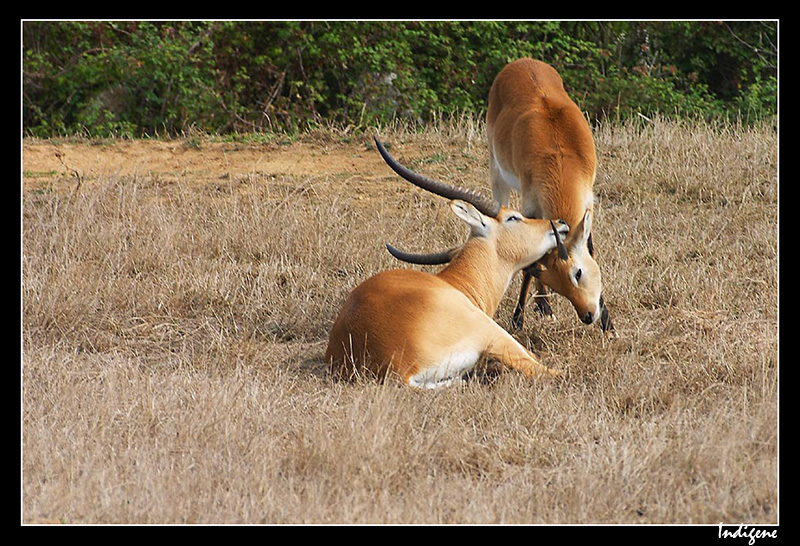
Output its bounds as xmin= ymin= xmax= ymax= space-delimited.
xmin=575 ymin=268 xmax=583 ymax=281
xmin=506 ymin=214 xmax=522 ymax=222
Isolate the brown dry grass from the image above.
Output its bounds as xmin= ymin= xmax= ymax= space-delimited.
xmin=21 ymin=116 xmax=777 ymax=524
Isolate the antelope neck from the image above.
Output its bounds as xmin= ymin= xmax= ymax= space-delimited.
xmin=435 ymin=240 xmax=514 ymax=316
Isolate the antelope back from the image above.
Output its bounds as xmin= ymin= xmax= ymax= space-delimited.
xmin=486 ymin=57 xmax=597 ymax=205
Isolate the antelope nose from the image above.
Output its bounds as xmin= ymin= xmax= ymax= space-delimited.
xmin=581 ymin=312 xmax=593 ymax=325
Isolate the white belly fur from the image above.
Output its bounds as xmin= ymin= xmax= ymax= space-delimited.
xmin=408 ymin=348 xmax=481 ymax=389
xmin=494 ymin=155 xmax=522 ymax=192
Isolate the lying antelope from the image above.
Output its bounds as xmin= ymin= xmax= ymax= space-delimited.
xmin=325 ymin=138 xmax=567 ymax=388
xmin=388 ymin=58 xmax=616 ymax=338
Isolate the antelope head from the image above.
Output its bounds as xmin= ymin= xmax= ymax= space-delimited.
xmin=531 ymin=209 xmax=602 ymax=325
xmin=447 ymin=199 xmax=571 ymax=274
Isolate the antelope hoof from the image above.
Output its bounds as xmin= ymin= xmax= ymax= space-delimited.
xmin=511 ymin=314 xmax=524 ymax=331
xmin=600 ymin=307 xmax=618 ymax=339
xmin=544 ymin=367 xmax=561 ymax=378
xmin=535 ymin=298 xmax=553 ymax=318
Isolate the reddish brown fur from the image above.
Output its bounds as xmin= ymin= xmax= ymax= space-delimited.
xmin=487 ymin=58 xmax=596 ymax=233
xmin=487 ymin=58 xmax=611 ymax=332
xmin=326 ymin=202 xmax=565 ymax=387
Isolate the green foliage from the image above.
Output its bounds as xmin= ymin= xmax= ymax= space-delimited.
xmin=23 ymin=21 xmax=777 ymax=137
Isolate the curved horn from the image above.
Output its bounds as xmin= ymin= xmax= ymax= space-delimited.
xmin=374 ymin=137 xmax=501 ymax=218
xmin=385 ymin=243 xmax=458 ymax=265
xmin=550 ymin=220 xmax=569 ymax=261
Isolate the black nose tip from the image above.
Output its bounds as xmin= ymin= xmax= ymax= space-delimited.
xmin=581 ymin=312 xmax=593 ymax=325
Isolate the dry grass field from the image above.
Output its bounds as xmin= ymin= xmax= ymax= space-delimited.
xmin=21 ymin=116 xmax=777 ymax=525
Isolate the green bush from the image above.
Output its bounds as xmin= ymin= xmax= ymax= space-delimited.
xmin=23 ymin=21 xmax=777 ymax=137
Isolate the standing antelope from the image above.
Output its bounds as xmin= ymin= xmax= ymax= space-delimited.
xmin=325 ymin=138 xmax=568 ymax=388
xmin=388 ymin=58 xmax=616 ymax=337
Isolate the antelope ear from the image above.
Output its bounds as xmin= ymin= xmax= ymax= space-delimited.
xmin=571 ymin=209 xmax=593 ymax=247
xmin=450 ymin=200 xmax=490 ymax=237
